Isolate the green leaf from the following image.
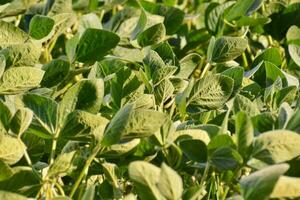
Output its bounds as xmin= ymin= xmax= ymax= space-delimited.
xmin=10 ymin=108 xmax=33 ymax=136
xmin=176 ymin=53 xmax=201 ymax=79
xmin=137 ymin=23 xmax=166 ymax=47
xmin=102 ymin=139 xmax=140 ymax=158
xmin=47 ymin=150 xmax=77 ymax=177
xmin=41 ymin=59 xmax=70 ymax=87
xmin=131 ymin=9 xmax=147 ymax=40
xmin=128 ymin=161 xmax=164 ymax=200
xmin=0 ymin=101 xmax=12 ymax=132
xmin=188 ymin=74 xmax=234 ymax=109
xmin=102 ymin=162 xmax=120 ymax=188
xmin=23 ymin=93 xmax=58 ymax=134
xmin=29 ymin=15 xmax=55 ymax=40
xmin=0 ymin=67 xmax=44 ymax=95
xmin=235 ymin=112 xmax=253 ymax=161
xmin=225 ymin=0 xmax=264 ymax=21
xmin=233 ymin=94 xmax=259 ymax=117
xmin=180 ymin=139 xmax=207 ymax=162
xmin=82 ymin=185 xmax=95 ymax=200
xmin=209 ymin=147 xmax=243 ymax=171
xmin=102 ymin=103 xmax=135 ymax=146
xmin=123 ymin=109 xmax=167 ymax=139
xmin=158 ymin=163 xmax=183 ymax=200
xmin=240 ymin=164 xmax=289 ymax=200
xmin=0 ymin=160 xmax=13 ymax=181
xmin=78 ymin=13 xmax=102 ymax=35
xmin=211 ymin=36 xmax=248 ymax=63
xmin=0 ymin=191 xmax=27 ymax=200
xmin=287 ymin=26 xmax=300 ymax=67
xmin=154 ymin=79 xmax=174 ymax=105
xmin=252 ymin=130 xmax=300 ymax=164
xmin=0 ymin=135 xmax=25 ymax=165
xmin=271 ymin=176 xmax=300 ymax=199
xmin=75 ymin=28 xmax=120 ymax=63
xmin=59 ymin=79 xmax=104 ymax=123
xmin=205 ymin=2 xmax=235 ymax=34
xmin=60 ymin=110 xmax=108 ymax=141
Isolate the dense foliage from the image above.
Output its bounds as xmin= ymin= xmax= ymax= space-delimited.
xmin=1 ymin=0 xmax=300 ymax=199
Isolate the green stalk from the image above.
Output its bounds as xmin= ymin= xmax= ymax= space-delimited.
xmin=69 ymin=145 xmax=103 ymax=198
xmin=200 ymin=63 xmax=211 ymax=78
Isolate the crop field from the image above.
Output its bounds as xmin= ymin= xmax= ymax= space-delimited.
xmin=1 ymin=0 xmax=300 ymax=199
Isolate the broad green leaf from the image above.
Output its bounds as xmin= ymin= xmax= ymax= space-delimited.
xmin=102 ymin=103 xmax=135 ymax=146
xmin=82 ymin=185 xmax=95 ymax=200
xmin=0 ymin=67 xmax=44 ymax=95
xmin=59 ymin=79 xmax=104 ymax=122
xmin=209 ymin=147 xmax=243 ymax=171
xmin=0 ymin=191 xmax=27 ymax=200
xmin=41 ymin=59 xmax=70 ymax=87
xmin=207 ymin=134 xmax=235 ymax=153
xmin=240 ymin=164 xmax=289 ymax=200
xmin=0 ymin=101 xmax=12 ymax=132
xmin=152 ymin=65 xmax=177 ymax=86
xmin=60 ymin=110 xmax=108 ymax=141
xmin=131 ymin=9 xmax=147 ymax=40
xmin=0 ymin=43 xmax=41 ymax=67
xmin=47 ymin=0 xmax=73 ymax=16
xmin=75 ymin=28 xmax=120 ymax=63
xmin=233 ymin=94 xmax=259 ymax=117
xmin=0 ymin=20 xmax=28 ymax=47
xmin=176 ymin=53 xmax=201 ymax=79
xmin=0 ymin=166 xmax=40 ymax=194
xmin=137 ymin=23 xmax=166 ymax=47
xmin=221 ymin=67 xmax=244 ymax=94
xmin=211 ymin=36 xmax=248 ymax=63
xmin=287 ymin=26 xmax=300 ymax=67
xmin=188 ymin=74 xmax=234 ymax=109
xmin=154 ymin=79 xmax=174 ymax=105
xmin=78 ymin=13 xmax=102 ymax=35
xmin=102 ymin=139 xmax=140 ymax=158
xmin=23 ymin=94 xmax=58 ymax=134
xmin=123 ymin=109 xmax=167 ymax=139
xmin=128 ymin=161 xmax=164 ymax=200
xmin=205 ymin=2 xmax=235 ymax=34
xmin=271 ymin=176 xmax=300 ymax=199
xmin=158 ymin=163 xmax=183 ymax=200
xmin=0 ymin=135 xmax=25 ymax=165
xmin=0 ymin=160 xmax=13 ymax=181
xmin=48 ymin=150 xmax=77 ymax=177
xmin=170 ymin=129 xmax=210 ymax=144
xmin=29 ymin=15 xmax=55 ymax=40
xmin=180 ymin=139 xmax=207 ymax=162
xmin=252 ymin=130 xmax=300 ymax=164
xmin=102 ymin=162 xmax=119 ymax=188
xmin=235 ymin=112 xmax=253 ymax=160
xmin=225 ymin=0 xmax=264 ymax=21
xmin=252 ymin=48 xmax=282 ymax=68
xmin=10 ymin=108 xmax=33 ymax=136
xmin=0 ymin=55 xmax=5 ymax=78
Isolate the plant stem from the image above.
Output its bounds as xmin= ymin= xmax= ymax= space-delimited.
xmin=200 ymin=63 xmax=211 ymax=78
xmin=199 ymin=163 xmax=210 ymax=192
xmin=242 ymin=52 xmax=248 ymax=68
xmin=49 ymin=136 xmax=58 ymax=165
xmin=69 ymin=145 xmax=102 ymax=198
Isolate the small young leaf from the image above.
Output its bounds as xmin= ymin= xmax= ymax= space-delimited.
xmin=29 ymin=15 xmax=55 ymax=40
xmin=76 ymin=28 xmax=120 ymax=63
xmin=211 ymin=36 xmax=248 ymax=63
